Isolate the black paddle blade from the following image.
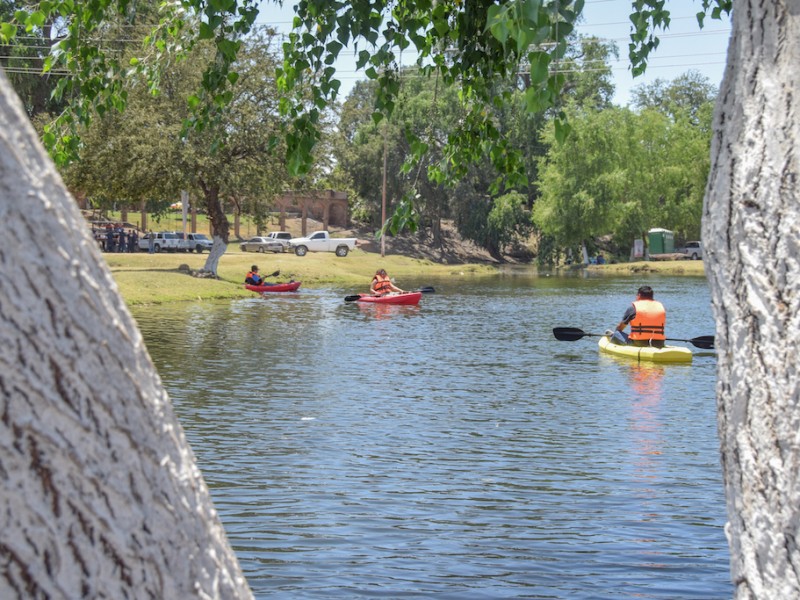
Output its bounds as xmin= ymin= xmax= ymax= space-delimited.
xmin=689 ymin=336 xmax=715 ymax=349
xmin=552 ymin=327 xmax=591 ymax=341
xmin=418 ymin=286 xmax=435 ymax=293
xmin=344 ymin=295 xmax=362 ymax=302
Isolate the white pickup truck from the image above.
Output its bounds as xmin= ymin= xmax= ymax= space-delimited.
xmin=289 ymin=231 xmax=358 ymax=257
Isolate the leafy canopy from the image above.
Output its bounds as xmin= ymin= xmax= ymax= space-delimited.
xmin=1 ymin=0 xmax=731 ymax=182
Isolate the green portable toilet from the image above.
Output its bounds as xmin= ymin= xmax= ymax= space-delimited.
xmin=647 ymin=228 xmax=674 ymax=254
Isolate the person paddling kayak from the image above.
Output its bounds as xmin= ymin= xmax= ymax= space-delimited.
xmin=370 ymin=268 xmax=404 ymax=296
xmin=245 ymin=265 xmax=279 ymax=286
xmin=610 ymin=285 xmax=666 ymax=348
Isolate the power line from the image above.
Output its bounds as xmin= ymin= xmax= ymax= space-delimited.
xmin=3 ymin=5 xmax=731 ymax=87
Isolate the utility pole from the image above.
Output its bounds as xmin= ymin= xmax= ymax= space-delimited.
xmin=381 ymin=131 xmax=387 ymax=258
xmin=181 ymin=190 xmax=189 ymax=234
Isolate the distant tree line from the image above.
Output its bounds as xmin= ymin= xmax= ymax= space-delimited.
xmin=3 ymin=6 xmax=714 ymax=265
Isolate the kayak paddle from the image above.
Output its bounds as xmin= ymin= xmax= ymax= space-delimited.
xmin=344 ymin=286 xmax=435 ymax=302
xmin=552 ymin=327 xmax=715 ymax=350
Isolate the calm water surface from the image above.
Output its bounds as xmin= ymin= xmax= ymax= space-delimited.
xmin=133 ymin=273 xmax=731 ymax=599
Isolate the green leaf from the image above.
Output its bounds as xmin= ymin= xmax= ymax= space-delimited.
xmin=554 ymin=117 xmax=571 ymax=144
xmin=524 ymin=86 xmax=545 ymax=112
xmin=515 ymin=27 xmax=534 ymax=55
xmin=27 ymin=10 xmax=46 ymax=29
xmin=325 ymin=39 xmax=343 ymax=57
xmin=0 ymin=22 xmax=16 ymax=42
xmin=356 ymin=49 xmax=371 ymax=68
xmin=522 ymin=0 xmax=541 ymax=22
xmin=696 ymin=11 xmax=706 ymax=27
xmin=529 ymin=51 xmax=550 ymax=84
xmin=486 ymin=5 xmax=510 ymax=45
xmin=199 ymin=22 xmax=214 ymax=40
xmin=217 ymin=39 xmax=240 ymax=60
xmin=43 ymin=130 xmax=56 ymax=149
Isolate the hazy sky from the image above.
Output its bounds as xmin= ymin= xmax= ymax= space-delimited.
xmin=578 ymin=0 xmax=731 ymax=105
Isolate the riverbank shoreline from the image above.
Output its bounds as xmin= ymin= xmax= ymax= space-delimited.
xmin=104 ymin=245 xmax=706 ymax=306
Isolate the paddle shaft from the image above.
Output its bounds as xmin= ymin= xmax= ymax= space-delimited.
xmin=552 ymin=327 xmax=714 ymax=350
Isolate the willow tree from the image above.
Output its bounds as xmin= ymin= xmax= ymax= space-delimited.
xmin=2 ymin=0 xmax=799 ymax=597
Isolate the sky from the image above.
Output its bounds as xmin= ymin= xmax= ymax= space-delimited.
xmin=257 ymin=0 xmax=732 ymax=107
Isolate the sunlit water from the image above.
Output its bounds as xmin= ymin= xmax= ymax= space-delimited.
xmin=133 ymin=273 xmax=731 ymax=599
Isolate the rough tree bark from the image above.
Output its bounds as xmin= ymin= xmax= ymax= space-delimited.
xmin=0 ymin=70 xmax=252 ymax=598
xmin=704 ymin=2 xmax=800 ymax=598
xmin=200 ymin=180 xmax=230 ymax=276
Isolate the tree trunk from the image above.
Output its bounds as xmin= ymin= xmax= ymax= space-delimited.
xmin=0 ymin=70 xmax=251 ymax=599
xmin=140 ymin=198 xmax=147 ymax=232
xmin=234 ymin=204 xmax=241 ymax=240
xmin=200 ymin=181 xmax=230 ymax=276
xmin=431 ymin=215 xmax=442 ymax=247
xmin=704 ymin=3 xmax=800 ymax=597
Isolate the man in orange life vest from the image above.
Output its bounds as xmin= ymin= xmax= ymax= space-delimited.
xmin=611 ymin=285 xmax=666 ymax=348
xmin=245 ymin=265 xmax=270 ymax=286
xmin=370 ymin=268 xmax=404 ymax=296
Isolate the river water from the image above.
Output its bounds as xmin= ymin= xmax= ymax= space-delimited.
xmin=133 ymin=273 xmax=731 ymax=599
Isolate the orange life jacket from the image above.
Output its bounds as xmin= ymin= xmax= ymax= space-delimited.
xmin=372 ymin=274 xmax=392 ymax=294
xmin=629 ymin=299 xmax=666 ymax=341
xmin=246 ymin=271 xmax=261 ymax=284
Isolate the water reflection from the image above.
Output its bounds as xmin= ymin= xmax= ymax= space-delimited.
xmin=133 ymin=275 xmax=730 ymax=599
xmin=354 ymin=301 xmax=422 ymax=320
xmin=627 ymin=362 xmax=666 ymax=467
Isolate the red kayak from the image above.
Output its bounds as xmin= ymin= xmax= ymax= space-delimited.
xmin=245 ymin=281 xmax=301 ymax=293
xmin=349 ymin=291 xmax=422 ymax=305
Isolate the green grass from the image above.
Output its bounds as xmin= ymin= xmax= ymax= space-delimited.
xmin=105 ymin=245 xmax=498 ymax=305
xmin=588 ymin=260 xmax=706 ymax=276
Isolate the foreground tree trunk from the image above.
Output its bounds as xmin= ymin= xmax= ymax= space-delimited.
xmin=0 ymin=71 xmax=252 ymax=599
xmin=704 ymin=3 xmax=800 ymax=597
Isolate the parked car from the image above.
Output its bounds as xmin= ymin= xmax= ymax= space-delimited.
xmin=263 ymin=231 xmax=293 ymax=252
xmin=175 ymin=232 xmax=214 ymax=253
xmin=240 ymin=236 xmax=284 ymax=253
xmin=682 ymin=241 xmax=703 ymax=260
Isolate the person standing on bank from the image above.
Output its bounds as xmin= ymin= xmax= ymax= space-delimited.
xmin=611 ymin=285 xmax=666 ymax=347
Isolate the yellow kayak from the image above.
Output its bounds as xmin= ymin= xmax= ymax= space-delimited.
xmin=598 ymin=335 xmax=692 ymax=363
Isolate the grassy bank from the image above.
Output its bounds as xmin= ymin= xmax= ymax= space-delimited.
xmin=586 ymin=260 xmax=706 ymax=276
xmin=103 ymin=244 xmax=706 ymax=306
xmin=105 ymin=245 xmax=497 ymax=305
